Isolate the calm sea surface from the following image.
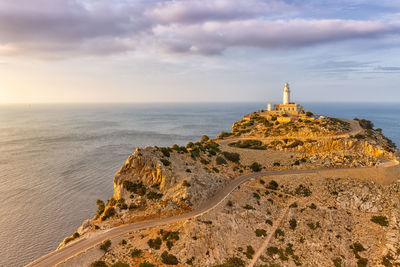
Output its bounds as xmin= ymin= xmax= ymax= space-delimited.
xmin=0 ymin=102 xmax=399 ymax=267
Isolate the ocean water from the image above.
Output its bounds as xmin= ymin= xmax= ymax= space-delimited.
xmin=0 ymin=102 xmax=399 ymax=267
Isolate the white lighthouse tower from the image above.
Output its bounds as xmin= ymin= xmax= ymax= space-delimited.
xmin=283 ymin=82 xmax=290 ymax=105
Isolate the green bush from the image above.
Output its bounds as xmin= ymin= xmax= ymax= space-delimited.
xmin=371 ymin=215 xmax=389 ymax=226
xmin=96 ymin=199 xmax=105 ymax=216
xmin=273 ymin=162 xmax=280 ymax=167
xmin=228 ymin=140 xmax=266 ymax=150
xmin=244 ymin=245 xmax=255 ymax=259
xmin=161 ymin=251 xmax=179 ymax=265
xmin=218 ymin=131 xmax=231 ymax=139
xmin=333 ymin=257 xmax=342 ymax=267
xmin=91 ymin=261 xmax=107 ymax=267
xmin=214 ymin=257 xmax=245 ymax=267
xmin=357 ymin=258 xmax=368 ymax=267
xmin=123 ymin=181 xmax=147 ymax=196
xmin=99 ymin=239 xmax=111 ymax=252
xmin=147 ymin=191 xmax=163 ymax=200
xmin=160 ymin=147 xmax=171 ymax=157
xmin=265 ymin=219 xmax=273 ymax=226
xmin=253 ymin=192 xmax=260 ymax=199
xmin=243 ymin=204 xmax=255 ymax=210
xmin=309 ymin=203 xmax=317 ymax=209
xmin=201 ymin=135 xmax=209 ymax=142
xmin=295 ymin=184 xmax=312 ymax=197
xmin=110 ymin=262 xmax=129 ymax=267
xmin=289 ymin=218 xmax=297 ymax=230
xmin=274 ymin=229 xmax=284 ymax=238
xmin=131 ymin=248 xmax=143 ymax=257
xmin=73 ymin=232 xmax=80 ymax=238
xmin=222 ymin=151 xmax=240 ymax=163
xmin=101 ymin=207 xmax=115 ymax=221
xmin=160 ymin=158 xmax=171 ymax=166
xmin=267 ymin=246 xmax=279 ymax=256
xmin=139 ymin=262 xmax=155 ymax=267
xmin=266 ymin=180 xmax=279 ymax=190
xmin=162 ymin=231 xmax=180 ymax=241
xmin=212 ymin=167 xmax=219 ymax=173
xmin=250 ymin=162 xmax=262 ymax=172
xmin=148 ymin=237 xmax=162 ymax=250
xmin=255 ymin=229 xmax=267 ymax=237
xmin=216 ymin=156 xmax=227 ymax=165
xmin=359 ymin=119 xmax=374 ymax=129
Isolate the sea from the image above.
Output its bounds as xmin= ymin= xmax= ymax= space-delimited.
xmin=0 ymin=102 xmax=399 ymax=267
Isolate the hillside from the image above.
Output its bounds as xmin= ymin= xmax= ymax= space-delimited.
xmin=53 ymin=112 xmax=400 ymax=267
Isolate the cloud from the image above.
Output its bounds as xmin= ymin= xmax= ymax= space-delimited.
xmin=149 ymin=0 xmax=291 ymax=23
xmin=154 ymin=19 xmax=396 ymax=55
xmin=0 ymin=0 xmax=399 ymax=57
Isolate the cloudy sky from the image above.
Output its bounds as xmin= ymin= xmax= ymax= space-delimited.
xmin=1 ymin=0 xmax=400 ymax=103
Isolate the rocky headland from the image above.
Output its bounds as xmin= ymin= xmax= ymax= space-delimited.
xmin=51 ymin=110 xmax=400 ymax=267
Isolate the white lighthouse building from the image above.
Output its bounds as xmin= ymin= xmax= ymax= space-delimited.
xmin=283 ymin=82 xmax=290 ymax=105
xmin=266 ymin=82 xmax=305 ymax=117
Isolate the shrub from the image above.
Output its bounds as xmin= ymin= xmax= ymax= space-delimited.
xmin=161 ymin=251 xmax=179 ymax=265
xmin=200 ymin=158 xmax=210 ymax=164
xmin=306 ymin=111 xmax=314 ymax=117
xmin=216 ymin=156 xmax=227 ymax=165
xmin=273 ymin=162 xmax=281 ymax=167
xmin=289 ymin=219 xmax=297 ymax=230
xmin=309 ymin=203 xmax=317 ymax=209
xmin=148 ymin=237 xmax=162 ymax=250
xmin=101 ymin=207 xmax=115 ymax=221
xmin=243 ymin=204 xmax=255 ymax=210
xmin=255 ymin=229 xmax=267 ymax=237
xmin=162 ymin=231 xmax=180 ymax=241
xmin=91 ymin=261 xmax=107 ymax=267
xmin=160 ymin=147 xmax=171 ymax=157
xmin=250 ymin=162 xmax=262 ymax=172
xmin=166 ymin=240 xmax=173 ymax=250
xmin=332 ymin=257 xmax=342 ymax=267
xmin=201 ymin=135 xmax=209 ymax=142
xmin=212 ymin=167 xmax=219 ymax=173
xmin=147 ymin=191 xmax=163 ymax=200
xmin=274 ymin=229 xmax=284 ymax=238
xmin=265 ymin=219 xmax=273 ymax=226
xmin=121 ymin=239 xmax=127 ymax=245
xmin=185 ymin=168 xmax=191 ymax=173
xmin=99 ymin=239 xmax=111 ymax=252
xmin=267 ymin=246 xmax=279 ymax=256
xmin=222 ymin=151 xmax=240 ymax=163
xmin=289 ymin=202 xmax=298 ymax=208
xmin=123 ymin=181 xmax=147 ymax=196
xmin=73 ymin=232 xmax=80 ymax=238
xmin=140 ymin=262 xmax=155 ymax=267
xmin=182 ymin=180 xmax=191 ymax=187
xmin=371 ymin=215 xmax=389 ymax=226
xmin=266 ymin=180 xmax=279 ymax=190
xmin=227 ymin=200 xmax=233 ymax=207
xmin=160 ymin=158 xmax=171 ymax=166
xmin=357 ymin=258 xmax=368 ymax=267
xmin=218 ymin=131 xmax=231 ymax=139
xmin=110 ymin=262 xmax=129 ymax=267
xmin=96 ymin=199 xmax=105 ymax=216
xmin=131 ymin=248 xmax=143 ymax=257
xmin=295 ymin=184 xmax=312 ymax=197
xmin=253 ymin=192 xmax=260 ymax=200
xmin=244 ymin=245 xmax=255 ymax=259
xmin=359 ymin=119 xmax=374 ymax=129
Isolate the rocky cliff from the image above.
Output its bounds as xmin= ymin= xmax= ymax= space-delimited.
xmin=57 ymin=114 xmax=400 ymax=267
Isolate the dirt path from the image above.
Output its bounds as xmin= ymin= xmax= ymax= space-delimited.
xmin=248 ymin=198 xmax=298 ymax=267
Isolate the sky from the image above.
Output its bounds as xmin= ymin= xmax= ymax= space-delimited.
xmin=1 ymin=0 xmax=400 ymax=103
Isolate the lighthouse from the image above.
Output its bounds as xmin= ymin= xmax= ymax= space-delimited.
xmin=283 ymin=82 xmax=290 ymax=105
